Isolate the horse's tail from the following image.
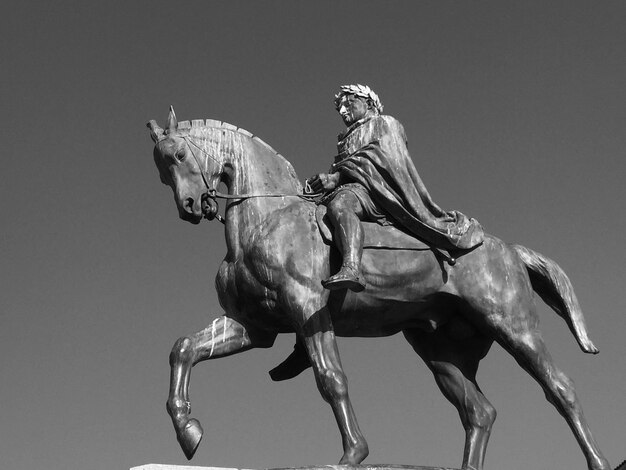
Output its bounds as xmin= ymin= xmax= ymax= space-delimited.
xmin=614 ymin=459 xmax=626 ymax=470
xmin=512 ymin=244 xmax=599 ymax=354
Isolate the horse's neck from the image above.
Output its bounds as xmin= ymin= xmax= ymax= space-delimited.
xmin=228 ymin=139 xmax=299 ymax=196
xmin=222 ymin=135 xmax=301 ymax=252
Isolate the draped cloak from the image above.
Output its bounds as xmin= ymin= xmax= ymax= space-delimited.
xmin=326 ymin=114 xmax=484 ymax=251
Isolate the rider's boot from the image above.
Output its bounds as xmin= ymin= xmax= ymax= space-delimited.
xmin=322 ymin=261 xmax=366 ymax=292
xmin=322 ymin=214 xmax=366 ymax=292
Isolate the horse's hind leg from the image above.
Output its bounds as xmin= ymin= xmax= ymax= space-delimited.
xmin=499 ymin=328 xmax=609 ymax=470
xmin=477 ymin=298 xmax=610 ymax=470
xmin=404 ymin=326 xmax=495 ymax=470
xmin=167 ymin=315 xmax=275 ymax=459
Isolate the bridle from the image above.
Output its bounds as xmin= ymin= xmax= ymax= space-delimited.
xmin=181 ymin=135 xmax=320 ymax=224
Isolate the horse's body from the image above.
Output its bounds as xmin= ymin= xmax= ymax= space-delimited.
xmin=148 ymin=111 xmax=610 ymax=470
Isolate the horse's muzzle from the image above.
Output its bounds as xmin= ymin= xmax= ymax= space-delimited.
xmin=177 ymin=196 xmax=203 ymax=224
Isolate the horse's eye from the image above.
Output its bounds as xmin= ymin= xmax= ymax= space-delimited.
xmin=175 ymin=148 xmax=187 ymax=162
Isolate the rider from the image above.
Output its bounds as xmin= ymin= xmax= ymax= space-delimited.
xmin=307 ymin=84 xmax=484 ymax=292
xmin=270 ymin=84 xmax=484 ymax=381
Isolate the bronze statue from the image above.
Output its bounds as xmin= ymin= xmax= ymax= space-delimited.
xmin=147 ymin=87 xmax=610 ymax=470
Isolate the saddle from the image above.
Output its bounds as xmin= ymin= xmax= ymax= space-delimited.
xmin=315 ymin=205 xmax=458 ymax=263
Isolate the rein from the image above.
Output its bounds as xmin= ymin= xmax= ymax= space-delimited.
xmin=183 ymin=136 xmax=320 ymax=224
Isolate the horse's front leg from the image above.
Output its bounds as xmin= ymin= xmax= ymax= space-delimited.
xmin=167 ymin=315 xmax=275 ymax=459
xmin=298 ymin=305 xmax=369 ymax=464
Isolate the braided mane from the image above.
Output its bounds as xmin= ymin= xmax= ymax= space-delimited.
xmin=176 ymin=119 xmax=300 ymax=188
xmin=177 ymin=119 xmax=282 ymax=162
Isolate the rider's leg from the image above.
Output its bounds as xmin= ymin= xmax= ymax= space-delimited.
xmin=323 ymin=190 xmax=366 ymax=292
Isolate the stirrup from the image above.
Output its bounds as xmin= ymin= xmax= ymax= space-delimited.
xmin=322 ymin=264 xmax=366 ymax=292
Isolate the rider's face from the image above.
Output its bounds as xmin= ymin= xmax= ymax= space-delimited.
xmin=337 ymin=95 xmax=370 ymax=126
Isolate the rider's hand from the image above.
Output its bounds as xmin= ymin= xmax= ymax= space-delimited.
xmin=306 ymin=172 xmax=340 ymax=193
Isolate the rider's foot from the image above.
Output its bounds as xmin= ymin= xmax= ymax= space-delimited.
xmin=322 ymin=264 xmax=366 ymax=292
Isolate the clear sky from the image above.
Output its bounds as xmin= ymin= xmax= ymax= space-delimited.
xmin=2 ymin=2 xmax=625 ymax=470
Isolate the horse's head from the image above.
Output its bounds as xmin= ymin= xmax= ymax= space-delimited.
xmin=148 ymin=107 xmax=219 ymax=224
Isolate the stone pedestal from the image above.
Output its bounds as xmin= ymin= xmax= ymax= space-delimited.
xmin=131 ymin=467 xmax=252 ymax=470
xmin=131 ymin=465 xmax=458 ymax=470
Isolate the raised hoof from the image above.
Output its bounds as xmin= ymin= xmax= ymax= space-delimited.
xmin=177 ymin=418 xmax=203 ymax=460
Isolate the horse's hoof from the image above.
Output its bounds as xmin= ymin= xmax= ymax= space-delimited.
xmin=338 ymin=440 xmax=369 ymax=465
xmin=177 ymin=418 xmax=203 ymax=460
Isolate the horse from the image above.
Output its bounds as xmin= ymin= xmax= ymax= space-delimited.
xmin=147 ymin=107 xmax=610 ymax=470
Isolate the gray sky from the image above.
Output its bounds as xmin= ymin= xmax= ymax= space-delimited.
xmin=2 ymin=2 xmax=625 ymax=470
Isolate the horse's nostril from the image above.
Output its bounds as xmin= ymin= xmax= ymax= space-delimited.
xmin=185 ymin=198 xmax=194 ymax=211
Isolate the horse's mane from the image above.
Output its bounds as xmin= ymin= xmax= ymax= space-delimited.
xmin=177 ymin=119 xmax=300 ymax=187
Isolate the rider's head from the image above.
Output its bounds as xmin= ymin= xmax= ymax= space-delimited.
xmin=334 ymin=84 xmax=383 ymax=126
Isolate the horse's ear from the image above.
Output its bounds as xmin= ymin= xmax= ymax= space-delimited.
xmin=166 ymin=105 xmax=178 ymax=134
xmin=147 ymin=120 xmax=164 ymax=143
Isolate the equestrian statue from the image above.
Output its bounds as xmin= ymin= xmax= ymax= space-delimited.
xmin=147 ymin=85 xmax=610 ymax=470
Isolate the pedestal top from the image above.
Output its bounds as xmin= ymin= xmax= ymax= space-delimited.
xmin=131 ymin=465 xmax=458 ymax=470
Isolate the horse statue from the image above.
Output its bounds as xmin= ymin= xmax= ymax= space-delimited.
xmin=147 ymin=107 xmax=610 ymax=470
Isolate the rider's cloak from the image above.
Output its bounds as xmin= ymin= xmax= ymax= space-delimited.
xmin=330 ymin=114 xmax=484 ymax=251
